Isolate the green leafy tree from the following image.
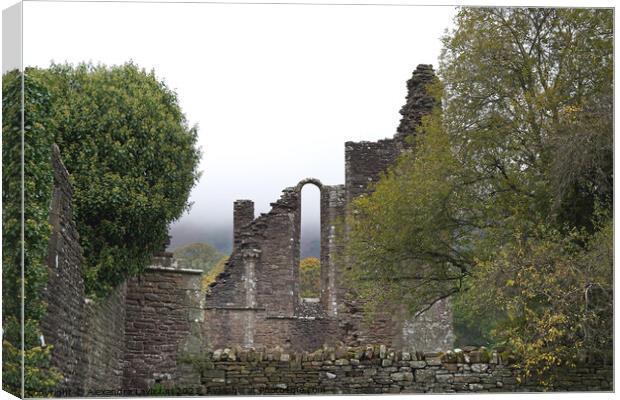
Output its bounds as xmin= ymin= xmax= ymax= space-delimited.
xmin=347 ymin=8 xmax=612 ymax=383
xmin=299 ymin=257 xmax=321 ymax=298
xmin=463 ymin=215 xmax=612 ymax=385
xmin=2 ymin=70 xmax=62 ymax=397
xmin=31 ymin=63 xmax=201 ymax=297
xmin=173 ymin=242 xmax=225 ymax=274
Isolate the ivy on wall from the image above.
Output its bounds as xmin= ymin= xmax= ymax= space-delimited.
xmin=2 ymin=69 xmax=62 ymax=397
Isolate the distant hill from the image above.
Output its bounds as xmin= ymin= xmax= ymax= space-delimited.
xmin=168 ymin=223 xmax=233 ymax=254
xmin=301 ymin=238 xmax=320 ymax=259
xmin=172 ymin=242 xmax=227 ymax=274
xmin=169 ymin=223 xmax=321 ymax=258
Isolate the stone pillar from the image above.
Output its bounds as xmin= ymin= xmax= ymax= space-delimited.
xmin=233 ymin=200 xmax=255 ymax=252
xmin=242 ymin=248 xmax=260 ymax=348
xmin=321 ymin=185 xmax=345 ymax=317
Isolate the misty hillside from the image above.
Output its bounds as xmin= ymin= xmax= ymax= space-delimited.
xmin=301 ymin=238 xmax=320 ymax=259
xmin=169 ymin=223 xmax=321 ymax=259
xmin=169 ymin=223 xmax=233 ymax=254
xmin=172 ymin=242 xmax=227 ymax=274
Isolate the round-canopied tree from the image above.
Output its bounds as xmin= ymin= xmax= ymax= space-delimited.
xmin=32 ymin=62 xmax=201 ymax=297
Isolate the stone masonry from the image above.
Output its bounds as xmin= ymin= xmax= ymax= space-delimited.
xmin=174 ymin=345 xmax=612 ymax=395
xmin=40 ymin=145 xmax=203 ymax=396
xmin=40 ymin=144 xmax=88 ymax=392
xmin=204 ymin=64 xmax=454 ymax=353
xmin=123 ymin=254 xmax=204 ymax=390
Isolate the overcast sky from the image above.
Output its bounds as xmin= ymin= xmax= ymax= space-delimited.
xmin=22 ymin=1 xmax=458 ymax=250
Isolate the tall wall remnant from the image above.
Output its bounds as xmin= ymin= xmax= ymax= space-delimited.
xmin=41 ymin=144 xmax=89 ymax=392
xmin=204 ymin=64 xmax=454 ymax=353
xmin=204 ymin=179 xmax=344 ymax=352
xmin=41 ymin=145 xmax=203 ymax=395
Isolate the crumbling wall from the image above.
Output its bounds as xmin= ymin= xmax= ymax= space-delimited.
xmin=204 ymin=180 xmax=344 ymax=352
xmin=320 ymin=184 xmax=346 ymax=317
xmin=344 ymin=139 xmax=402 ymax=204
xmin=204 ymin=64 xmax=453 ymax=353
xmin=176 ymin=346 xmax=612 ymax=394
xmin=340 ymin=64 xmax=454 ymax=352
xmin=395 ymin=64 xmax=437 ymax=141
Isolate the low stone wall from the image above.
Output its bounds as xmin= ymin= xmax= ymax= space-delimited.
xmin=177 ymin=346 xmax=612 ymax=395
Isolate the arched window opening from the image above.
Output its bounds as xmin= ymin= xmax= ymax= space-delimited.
xmin=299 ymin=184 xmax=320 ymax=299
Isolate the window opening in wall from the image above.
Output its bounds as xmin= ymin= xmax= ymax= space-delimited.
xmin=299 ymin=184 xmax=320 ymax=300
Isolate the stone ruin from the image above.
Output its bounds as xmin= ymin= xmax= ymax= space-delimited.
xmin=202 ymin=64 xmax=454 ymax=353
xmin=38 ymin=64 xmax=612 ymax=394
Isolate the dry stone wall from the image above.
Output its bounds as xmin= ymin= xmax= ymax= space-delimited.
xmin=176 ymin=346 xmax=612 ymax=395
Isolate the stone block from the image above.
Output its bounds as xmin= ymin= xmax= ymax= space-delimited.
xmin=436 ymin=374 xmax=454 ymax=383
xmin=391 ymin=372 xmax=413 ymax=381
xmin=379 ymin=345 xmax=387 ymax=359
xmin=426 ymin=356 xmax=442 ymax=366
xmin=415 ymin=369 xmax=435 ymax=383
xmin=363 ymin=368 xmax=377 ymax=377
xmin=471 ymin=363 xmax=489 ymax=373
xmin=453 ymin=375 xmax=480 ymax=384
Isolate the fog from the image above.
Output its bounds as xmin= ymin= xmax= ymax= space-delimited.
xmin=23 ymin=1 xmax=456 ymax=253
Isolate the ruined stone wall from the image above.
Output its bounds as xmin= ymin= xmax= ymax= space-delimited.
xmin=339 ymin=64 xmax=454 ymax=352
xmin=233 ymin=200 xmax=254 ymax=252
xmin=205 ymin=64 xmax=453 ymax=353
xmin=395 ymin=63 xmax=437 ymax=141
xmin=204 ymin=181 xmax=344 ymax=352
xmin=176 ymin=346 xmax=612 ymax=394
xmin=41 ymin=145 xmax=205 ymax=394
xmin=40 ymin=144 xmax=87 ymax=392
xmin=344 ymin=138 xmax=402 ymax=205
xmin=254 ymin=316 xmax=340 ymax=353
xmin=41 ymin=145 xmax=129 ymax=395
xmin=122 ymin=260 xmax=203 ymax=390
xmin=319 ymin=184 xmax=346 ymax=317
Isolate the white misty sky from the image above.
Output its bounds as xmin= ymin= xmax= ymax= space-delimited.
xmin=22 ymin=0 xmax=458 ymax=249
